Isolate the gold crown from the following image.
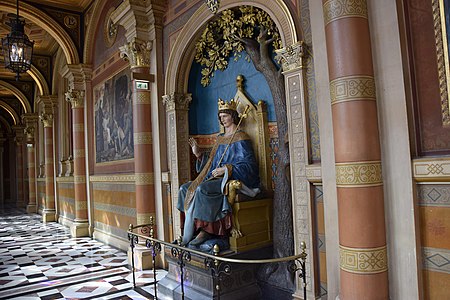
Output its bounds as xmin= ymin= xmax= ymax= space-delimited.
xmin=218 ymin=98 xmax=238 ymax=111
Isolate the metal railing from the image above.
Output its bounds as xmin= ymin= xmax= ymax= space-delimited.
xmin=128 ymin=217 xmax=308 ymax=300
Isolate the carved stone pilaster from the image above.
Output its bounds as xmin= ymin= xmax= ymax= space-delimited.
xmin=119 ymin=39 xmax=153 ymax=69
xmin=275 ymin=41 xmax=306 ymax=73
xmin=162 ymin=93 xmax=192 ymax=111
xmin=66 ymin=90 xmax=85 ymax=109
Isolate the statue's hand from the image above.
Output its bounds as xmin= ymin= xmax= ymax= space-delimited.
xmin=189 ymin=137 xmax=201 ymax=158
xmin=212 ymin=167 xmax=226 ymax=177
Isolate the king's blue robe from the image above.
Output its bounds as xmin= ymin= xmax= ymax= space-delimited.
xmin=177 ymin=131 xmax=260 ymax=244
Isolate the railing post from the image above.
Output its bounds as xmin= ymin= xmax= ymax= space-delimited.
xmin=289 ymin=241 xmax=308 ymax=300
xmin=171 ymin=236 xmax=191 ymax=300
xmin=146 ymin=216 xmax=161 ymax=299
xmin=205 ymin=244 xmax=231 ymax=300
xmin=128 ymin=224 xmax=138 ymax=288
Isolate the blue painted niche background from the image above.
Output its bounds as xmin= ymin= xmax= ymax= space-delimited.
xmin=188 ymin=51 xmax=276 ymax=135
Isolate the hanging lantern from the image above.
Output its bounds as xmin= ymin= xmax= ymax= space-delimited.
xmin=1 ymin=0 xmax=34 ymax=81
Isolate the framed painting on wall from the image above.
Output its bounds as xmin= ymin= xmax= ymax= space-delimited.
xmin=434 ymin=0 xmax=450 ymax=125
xmin=93 ymin=67 xmax=133 ymax=163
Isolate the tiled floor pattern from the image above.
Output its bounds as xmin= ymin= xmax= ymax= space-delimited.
xmin=0 ymin=210 xmax=167 ymax=299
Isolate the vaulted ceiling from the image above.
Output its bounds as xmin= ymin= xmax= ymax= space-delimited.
xmin=0 ymin=0 xmax=93 ymax=129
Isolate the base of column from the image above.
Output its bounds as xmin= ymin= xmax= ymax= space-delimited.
xmin=127 ymin=244 xmax=163 ymax=270
xmin=70 ymin=221 xmax=90 ymax=237
xmin=26 ymin=204 xmax=37 ymax=214
xmin=42 ymin=209 xmax=56 ymax=222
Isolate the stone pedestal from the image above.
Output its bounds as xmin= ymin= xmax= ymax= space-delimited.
xmin=158 ymin=249 xmax=261 ymax=300
xmin=127 ymin=244 xmax=162 ymax=270
xmin=70 ymin=221 xmax=90 ymax=237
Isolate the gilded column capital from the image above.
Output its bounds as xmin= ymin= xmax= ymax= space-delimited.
xmin=119 ymin=39 xmax=153 ymax=69
xmin=12 ymin=125 xmax=25 ymax=145
xmin=40 ymin=112 xmax=54 ymax=128
xmin=66 ymin=90 xmax=86 ymax=109
xmin=24 ymin=125 xmax=35 ymax=143
xmin=162 ymin=93 xmax=192 ymax=111
xmin=275 ymin=41 xmax=306 ymax=73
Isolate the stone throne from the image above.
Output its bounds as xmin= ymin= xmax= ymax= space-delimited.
xmin=224 ymin=75 xmax=273 ymax=253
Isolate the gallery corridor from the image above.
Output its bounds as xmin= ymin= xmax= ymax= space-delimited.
xmin=0 ymin=210 xmax=166 ymax=299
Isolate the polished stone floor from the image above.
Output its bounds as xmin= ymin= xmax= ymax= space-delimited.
xmin=0 ymin=209 xmax=166 ymax=299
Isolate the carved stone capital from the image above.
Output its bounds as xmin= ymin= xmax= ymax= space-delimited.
xmin=24 ymin=125 xmax=35 ymax=143
xmin=66 ymin=90 xmax=86 ymax=108
xmin=12 ymin=125 xmax=25 ymax=145
xmin=275 ymin=41 xmax=306 ymax=73
xmin=40 ymin=112 xmax=54 ymax=128
xmin=119 ymin=39 xmax=153 ymax=69
xmin=162 ymin=93 xmax=192 ymax=111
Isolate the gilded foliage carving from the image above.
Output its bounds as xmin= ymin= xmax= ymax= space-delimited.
xmin=195 ymin=6 xmax=282 ymax=86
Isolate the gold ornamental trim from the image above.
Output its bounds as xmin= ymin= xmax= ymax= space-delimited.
xmin=73 ymin=123 xmax=84 ymax=132
xmin=413 ymin=158 xmax=450 ymax=182
xmin=340 ymin=245 xmax=388 ymax=274
xmin=330 ymin=75 xmax=376 ymax=105
xmin=323 ymin=0 xmax=368 ymax=26
xmin=135 ymin=173 xmax=154 ymax=185
xmin=74 ymin=175 xmax=86 ymax=183
xmin=335 ymin=161 xmax=383 ymax=187
xmin=137 ymin=212 xmax=156 ymax=226
xmin=134 ymin=92 xmax=151 ymax=105
xmin=56 ymin=176 xmax=74 ymax=183
xmin=73 ymin=149 xmax=85 ymax=159
xmin=134 ymin=132 xmax=153 ymax=145
xmin=75 ymin=201 xmax=88 ymax=210
xmin=432 ymin=0 xmax=450 ymax=125
xmin=90 ymin=174 xmax=135 ymax=182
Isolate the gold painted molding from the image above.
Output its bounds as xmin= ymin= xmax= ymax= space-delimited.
xmin=135 ymin=92 xmax=151 ymax=105
xmin=75 ymin=201 xmax=88 ymax=210
xmin=90 ymin=174 xmax=135 ymax=182
xmin=137 ymin=212 xmax=156 ymax=226
xmin=335 ymin=161 xmax=382 ymax=187
xmin=323 ymin=0 xmax=368 ymax=26
xmin=413 ymin=158 xmax=450 ymax=182
xmin=432 ymin=0 xmax=450 ymax=125
xmin=135 ymin=173 xmax=155 ymax=185
xmin=74 ymin=175 xmax=86 ymax=183
xmin=56 ymin=176 xmax=74 ymax=183
xmin=134 ymin=132 xmax=153 ymax=145
xmin=330 ymin=75 xmax=376 ymax=105
xmin=340 ymin=245 xmax=388 ymax=274
xmin=73 ymin=123 xmax=84 ymax=132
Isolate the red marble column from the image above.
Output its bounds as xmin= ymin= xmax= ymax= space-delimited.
xmin=23 ymin=114 xmax=39 ymax=213
xmin=131 ymin=68 xmax=156 ymax=233
xmin=66 ymin=90 xmax=89 ymax=236
xmin=40 ymin=110 xmax=56 ymax=222
xmin=322 ymin=0 xmax=388 ymax=299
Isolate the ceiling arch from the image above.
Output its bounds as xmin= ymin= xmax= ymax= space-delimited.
xmin=0 ymin=80 xmax=32 ymax=113
xmin=0 ymin=100 xmax=20 ymax=125
xmin=0 ymin=0 xmax=80 ymax=65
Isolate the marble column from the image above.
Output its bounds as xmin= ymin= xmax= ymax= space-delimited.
xmin=119 ymin=40 xmax=156 ymax=233
xmin=66 ymin=90 xmax=89 ymax=237
xmin=0 ymin=136 xmax=5 ymax=209
xmin=40 ymin=106 xmax=56 ymax=222
xmin=23 ymin=114 xmax=39 ymax=213
xmin=12 ymin=125 xmax=25 ymax=209
xmin=322 ymin=0 xmax=388 ymax=298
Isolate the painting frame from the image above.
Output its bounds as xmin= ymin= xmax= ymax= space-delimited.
xmin=93 ymin=66 xmax=134 ymax=164
xmin=433 ymin=0 xmax=450 ymax=125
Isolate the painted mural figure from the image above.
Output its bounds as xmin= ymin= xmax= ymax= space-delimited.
xmin=177 ymin=99 xmax=261 ymax=248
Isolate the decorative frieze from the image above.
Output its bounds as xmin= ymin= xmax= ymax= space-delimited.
xmin=335 ymin=161 xmax=383 ymax=187
xmin=135 ymin=173 xmax=155 ymax=185
xmin=323 ymin=0 xmax=368 ymax=26
xmin=330 ymin=75 xmax=376 ymax=105
xmin=134 ymin=132 xmax=153 ymax=145
xmin=339 ymin=245 xmax=388 ymax=274
xmin=413 ymin=158 xmax=450 ymax=181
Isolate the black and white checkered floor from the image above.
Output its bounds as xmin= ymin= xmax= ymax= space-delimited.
xmin=0 ymin=210 xmax=167 ymax=299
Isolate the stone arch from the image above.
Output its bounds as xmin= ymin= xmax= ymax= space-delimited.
xmin=0 ymin=0 xmax=79 ymax=64
xmin=0 ymin=116 xmax=12 ymax=133
xmin=0 ymin=100 xmax=20 ymax=125
xmin=28 ymin=65 xmax=50 ymax=96
xmin=83 ymin=0 xmax=108 ymax=64
xmin=165 ymin=0 xmax=297 ymax=95
xmin=0 ymin=81 xmax=32 ymax=113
